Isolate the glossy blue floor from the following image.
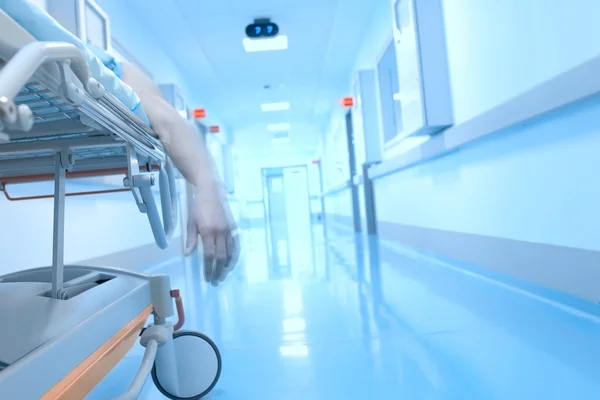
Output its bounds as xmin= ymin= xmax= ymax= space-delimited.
xmin=88 ymin=224 xmax=600 ymax=399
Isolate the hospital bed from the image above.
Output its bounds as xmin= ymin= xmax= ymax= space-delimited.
xmin=0 ymin=2 xmax=221 ymax=399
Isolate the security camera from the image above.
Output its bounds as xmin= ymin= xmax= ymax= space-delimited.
xmin=245 ymin=18 xmax=279 ymax=38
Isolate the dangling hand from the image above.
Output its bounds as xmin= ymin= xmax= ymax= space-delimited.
xmin=183 ymin=180 xmax=240 ymax=286
xmin=120 ymin=62 xmax=240 ymax=285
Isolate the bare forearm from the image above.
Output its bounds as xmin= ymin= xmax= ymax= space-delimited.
xmin=121 ymin=62 xmax=221 ymax=190
xmin=165 ymin=116 xmax=223 ymax=191
xmin=120 ymin=63 xmax=238 ymax=281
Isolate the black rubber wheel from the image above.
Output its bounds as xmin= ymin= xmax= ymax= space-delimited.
xmin=151 ymin=331 xmax=222 ymax=400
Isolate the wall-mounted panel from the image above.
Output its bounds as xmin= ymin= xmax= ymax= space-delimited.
xmin=390 ymin=0 xmax=453 ymax=139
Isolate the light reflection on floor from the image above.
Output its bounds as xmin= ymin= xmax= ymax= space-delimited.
xmin=88 ymin=223 xmax=600 ymax=399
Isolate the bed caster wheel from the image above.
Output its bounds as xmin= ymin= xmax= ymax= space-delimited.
xmin=151 ymin=331 xmax=222 ymax=399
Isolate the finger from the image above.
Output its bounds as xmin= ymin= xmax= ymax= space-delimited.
xmin=201 ymin=230 xmax=216 ymax=283
xmin=231 ymin=231 xmax=241 ymax=266
xmin=183 ymin=221 xmax=198 ymax=257
xmin=203 ymin=255 xmax=215 ymax=283
xmin=212 ymin=234 xmax=228 ymax=286
xmin=220 ymin=233 xmax=240 ymax=282
xmin=219 ymin=235 xmax=234 ymax=282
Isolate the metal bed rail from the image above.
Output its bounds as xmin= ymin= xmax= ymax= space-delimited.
xmin=0 ymin=41 xmax=178 ymax=298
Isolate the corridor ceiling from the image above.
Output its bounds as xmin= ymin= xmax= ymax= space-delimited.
xmin=121 ymin=0 xmax=383 ymax=156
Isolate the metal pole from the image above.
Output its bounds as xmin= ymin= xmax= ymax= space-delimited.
xmin=362 ymin=162 xmax=380 ymax=236
xmin=51 ymin=152 xmax=67 ymax=299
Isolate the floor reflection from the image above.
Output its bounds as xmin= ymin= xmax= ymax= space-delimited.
xmin=89 ymin=221 xmax=600 ymax=399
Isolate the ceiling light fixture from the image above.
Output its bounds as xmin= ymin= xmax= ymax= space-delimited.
xmin=243 ymin=35 xmax=288 ymax=53
xmin=267 ymin=123 xmax=291 ymax=132
xmin=272 ymin=137 xmax=291 ymax=145
xmin=261 ymin=102 xmax=290 ymax=112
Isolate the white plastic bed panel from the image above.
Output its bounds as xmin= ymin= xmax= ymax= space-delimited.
xmin=0 ymin=267 xmax=152 ymax=399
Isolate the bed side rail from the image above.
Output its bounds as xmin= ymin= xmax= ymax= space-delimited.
xmin=124 ymin=143 xmax=178 ymax=249
xmin=0 ymin=41 xmax=88 ymax=132
xmin=0 ymin=41 xmax=165 ymax=160
xmin=0 ymin=41 xmax=178 ymax=259
xmin=0 ymin=147 xmax=178 ymax=250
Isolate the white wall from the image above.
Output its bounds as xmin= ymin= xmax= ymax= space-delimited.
xmin=375 ymin=94 xmax=600 ymax=250
xmin=318 ymin=0 xmax=600 ymax=264
xmin=322 ymin=113 xmax=350 ymax=190
xmin=442 ymin=0 xmax=600 ymax=124
xmin=319 ymin=0 xmax=392 ymax=187
xmin=0 ymin=185 xmax=181 ymax=275
xmin=370 ymin=0 xmax=600 ymax=253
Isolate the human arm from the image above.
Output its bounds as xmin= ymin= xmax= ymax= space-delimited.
xmin=121 ymin=62 xmax=239 ymax=285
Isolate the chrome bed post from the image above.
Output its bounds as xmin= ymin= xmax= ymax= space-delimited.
xmin=51 ymin=148 xmax=73 ymax=299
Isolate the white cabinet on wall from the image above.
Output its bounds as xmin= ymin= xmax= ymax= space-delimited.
xmin=390 ymin=0 xmax=453 ymax=141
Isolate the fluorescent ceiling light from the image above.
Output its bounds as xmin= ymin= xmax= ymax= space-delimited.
xmin=272 ymin=137 xmax=291 ymax=145
xmin=267 ymin=123 xmax=291 ymax=132
xmin=243 ymin=35 xmax=288 ymax=53
xmin=393 ymin=92 xmax=401 ymax=101
xmin=261 ymin=102 xmax=290 ymax=112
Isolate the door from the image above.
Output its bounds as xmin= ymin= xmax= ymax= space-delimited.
xmin=282 ymin=166 xmax=313 ymax=277
xmin=262 ymin=165 xmax=314 ymax=279
xmin=264 ymin=170 xmax=291 ymax=279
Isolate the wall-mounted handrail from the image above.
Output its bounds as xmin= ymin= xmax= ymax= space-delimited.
xmin=321 ymin=180 xmax=352 ymax=198
xmin=369 ymin=53 xmax=600 ymax=181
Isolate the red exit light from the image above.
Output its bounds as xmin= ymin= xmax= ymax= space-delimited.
xmin=341 ymin=96 xmax=354 ymax=107
xmin=192 ymin=108 xmax=206 ymax=119
xmin=209 ymin=125 xmax=220 ymax=133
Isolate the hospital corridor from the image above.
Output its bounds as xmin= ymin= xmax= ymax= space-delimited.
xmin=1 ymin=0 xmax=600 ymax=399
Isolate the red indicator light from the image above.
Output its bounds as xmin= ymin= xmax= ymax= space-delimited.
xmin=341 ymin=97 xmax=354 ymax=107
xmin=192 ymin=108 xmax=206 ymax=119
